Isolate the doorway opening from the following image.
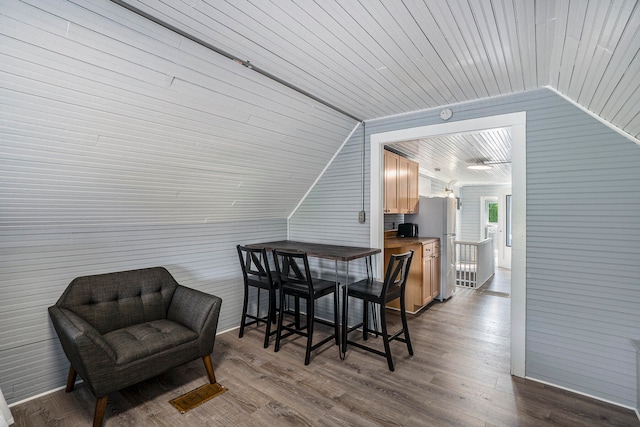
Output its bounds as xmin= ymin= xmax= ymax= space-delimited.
xmin=369 ymin=112 xmax=526 ymax=378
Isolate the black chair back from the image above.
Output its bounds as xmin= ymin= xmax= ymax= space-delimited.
xmin=272 ymin=250 xmax=312 ymax=294
xmin=237 ymin=245 xmax=274 ymax=288
xmin=383 ymin=251 xmax=413 ymax=301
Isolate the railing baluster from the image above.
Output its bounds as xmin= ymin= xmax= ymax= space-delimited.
xmin=455 ymin=239 xmax=494 ymax=289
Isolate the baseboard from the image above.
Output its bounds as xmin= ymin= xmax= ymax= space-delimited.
xmin=526 ymin=375 xmax=636 ymax=413
xmin=7 ymin=382 xmax=76 ymax=409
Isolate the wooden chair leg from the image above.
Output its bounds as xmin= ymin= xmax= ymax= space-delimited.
xmin=400 ymin=296 xmax=414 ymax=356
xmin=362 ymin=300 xmax=369 ymax=341
xmin=294 ymin=296 xmax=301 ymax=329
xmin=65 ymin=366 xmax=77 ymax=392
xmin=379 ymin=305 xmax=394 ymax=372
xmin=275 ymin=291 xmax=286 ymax=352
xmin=304 ymin=298 xmax=314 ymax=366
xmin=264 ymin=289 xmax=275 ymax=348
xmin=93 ymin=395 xmax=108 ymax=427
xmin=202 ymin=354 xmax=217 ymax=384
xmin=239 ymin=285 xmax=249 ymax=338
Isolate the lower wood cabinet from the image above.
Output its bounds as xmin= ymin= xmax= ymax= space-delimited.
xmin=422 ymin=241 xmax=440 ymax=306
xmin=385 ymin=239 xmax=440 ymax=314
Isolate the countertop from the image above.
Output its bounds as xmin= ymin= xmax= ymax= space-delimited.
xmin=384 ymin=235 xmax=439 ymax=248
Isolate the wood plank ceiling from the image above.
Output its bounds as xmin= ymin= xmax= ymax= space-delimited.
xmin=3 ymin=1 xmax=639 ymax=226
xmin=118 ymin=0 xmax=640 ymax=187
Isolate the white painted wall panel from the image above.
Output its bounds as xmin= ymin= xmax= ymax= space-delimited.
xmin=0 ymin=0 xmax=344 ymax=406
xmin=292 ymin=88 xmax=640 ymax=408
xmin=459 ymin=184 xmax=511 ymax=242
xmin=0 ymin=219 xmax=286 ymax=404
xmin=0 ymin=0 xmax=356 ymax=228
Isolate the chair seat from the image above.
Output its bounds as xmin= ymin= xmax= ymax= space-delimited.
xmin=104 ymin=319 xmax=198 ymax=365
xmin=246 ymin=271 xmax=279 ymax=290
xmin=282 ymin=277 xmax=335 ymax=299
xmin=347 ymin=278 xmax=400 ymax=303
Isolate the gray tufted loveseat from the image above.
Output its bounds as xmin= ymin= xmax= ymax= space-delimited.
xmin=48 ymin=267 xmax=222 ymax=427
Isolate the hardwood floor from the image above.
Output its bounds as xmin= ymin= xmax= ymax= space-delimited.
xmin=11 ymin=273 xmax=639 ymax=426
xmin=477 ymin=267 xmax=511 ymax=296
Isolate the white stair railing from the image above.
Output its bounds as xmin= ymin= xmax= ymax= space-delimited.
xmin=455 ymin=239 xmax=495 ymax=288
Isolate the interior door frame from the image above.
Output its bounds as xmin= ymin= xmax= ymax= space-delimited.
xmin=369 ymin=112 xmax=526 ymax=378
xmin=497 ymin=188 xmax=513 ymax=268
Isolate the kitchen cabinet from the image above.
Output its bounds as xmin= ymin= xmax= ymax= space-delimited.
xmin=384 ymin=235 xmax=440 ymax=314
xmin=383 ymin=150 xmax=419 ymax=214
xmin=422 ymin=241 xmax=440 ymax=306
xmin=402 ymin=156 xmax=419 ymax=214
xmin=383 ymin=150 xmax=399 ymax=214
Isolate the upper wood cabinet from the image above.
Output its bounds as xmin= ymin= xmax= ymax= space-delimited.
xmin=384 ymin=150 xmax=419 ymax=214
xmin=405 ymin=157 xmax=419 ymax=214
xmin=384 ymin=150 xmax=399 ymax=214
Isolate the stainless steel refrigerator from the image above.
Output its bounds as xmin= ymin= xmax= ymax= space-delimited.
xmin=405 ymin=196 xmax=457 ymax=301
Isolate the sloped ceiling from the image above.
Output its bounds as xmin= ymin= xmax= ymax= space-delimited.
xmin=111 ymin=0 xmax=639 ymax=191
xmin=121 ymin=0 xmax=640 ymax=139
xmin=3 ymin=1 xmax=639 ymax=226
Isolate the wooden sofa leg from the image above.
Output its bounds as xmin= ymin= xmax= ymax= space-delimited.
xmin=202 ymin=354 xmax=216 ymax=384
xmin=93 ymin=395 xmax=108 ymax=427
xmin=65 ymin=366 xmax=77 ymax=392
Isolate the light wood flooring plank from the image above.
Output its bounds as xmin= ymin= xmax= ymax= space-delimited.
xmin=9 ymin=270 xmax=639 ymax=426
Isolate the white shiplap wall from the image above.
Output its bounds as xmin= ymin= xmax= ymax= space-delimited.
xmin=291 ymin=88 xmax=640 ymax=408
xmin=0 ymin=219 xmax=286 ymax=403
xmin=0 ymin=0 xmax=352 ymax=405
xmin=1 ymin=0 xmax=356 ymax=227
xmin=459 ymin=184 xmax=511 ymax=241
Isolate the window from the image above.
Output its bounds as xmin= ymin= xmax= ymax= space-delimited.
xmin=488 ymin=202 xmax=498 ymax=223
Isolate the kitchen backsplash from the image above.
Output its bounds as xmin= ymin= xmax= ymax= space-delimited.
xmin=384 ymin=214 xmax=404 ymax=230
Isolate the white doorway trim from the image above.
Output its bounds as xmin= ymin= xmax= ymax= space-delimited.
xmin=497 ymin=188 xmax=512 ymax=269
xmin=369 ymin=112 xmax=526 ymax=378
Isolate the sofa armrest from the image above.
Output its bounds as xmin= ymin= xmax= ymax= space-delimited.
xmin=48 ymin=306 xmax=117 ymax=393
xmin=167 ymin=286 xmax=222 ymax=353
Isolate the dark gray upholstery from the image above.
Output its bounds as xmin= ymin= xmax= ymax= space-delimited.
xmin=49 ymin=267 xmax=222 ymax=399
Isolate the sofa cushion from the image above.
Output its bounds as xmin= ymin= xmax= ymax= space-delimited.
xmin=103 ymin=319 xmax=198 ymax=365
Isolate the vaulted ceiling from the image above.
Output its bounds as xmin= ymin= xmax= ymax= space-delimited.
xmin=122 ymin=0 xmax=640 ymax=138
xmin=3 ymin=1 xmax=639 ymax=226
xmin=115 ymin=0 xmax=640 ymax=188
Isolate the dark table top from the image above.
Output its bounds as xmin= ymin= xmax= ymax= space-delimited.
xmin=246 ymin=240 xmax=381 ymax=261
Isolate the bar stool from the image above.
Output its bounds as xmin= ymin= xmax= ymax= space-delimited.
xmin=343 ymin=250 xmax=414 ymax=371
xmin=272 ymin=250 xmax=339 ymax=365
xmin=237 ymin=245 xmax=279 ymax=348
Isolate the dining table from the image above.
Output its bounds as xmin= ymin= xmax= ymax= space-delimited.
xmin=245 ymin=240 xmax=381 ymax=359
